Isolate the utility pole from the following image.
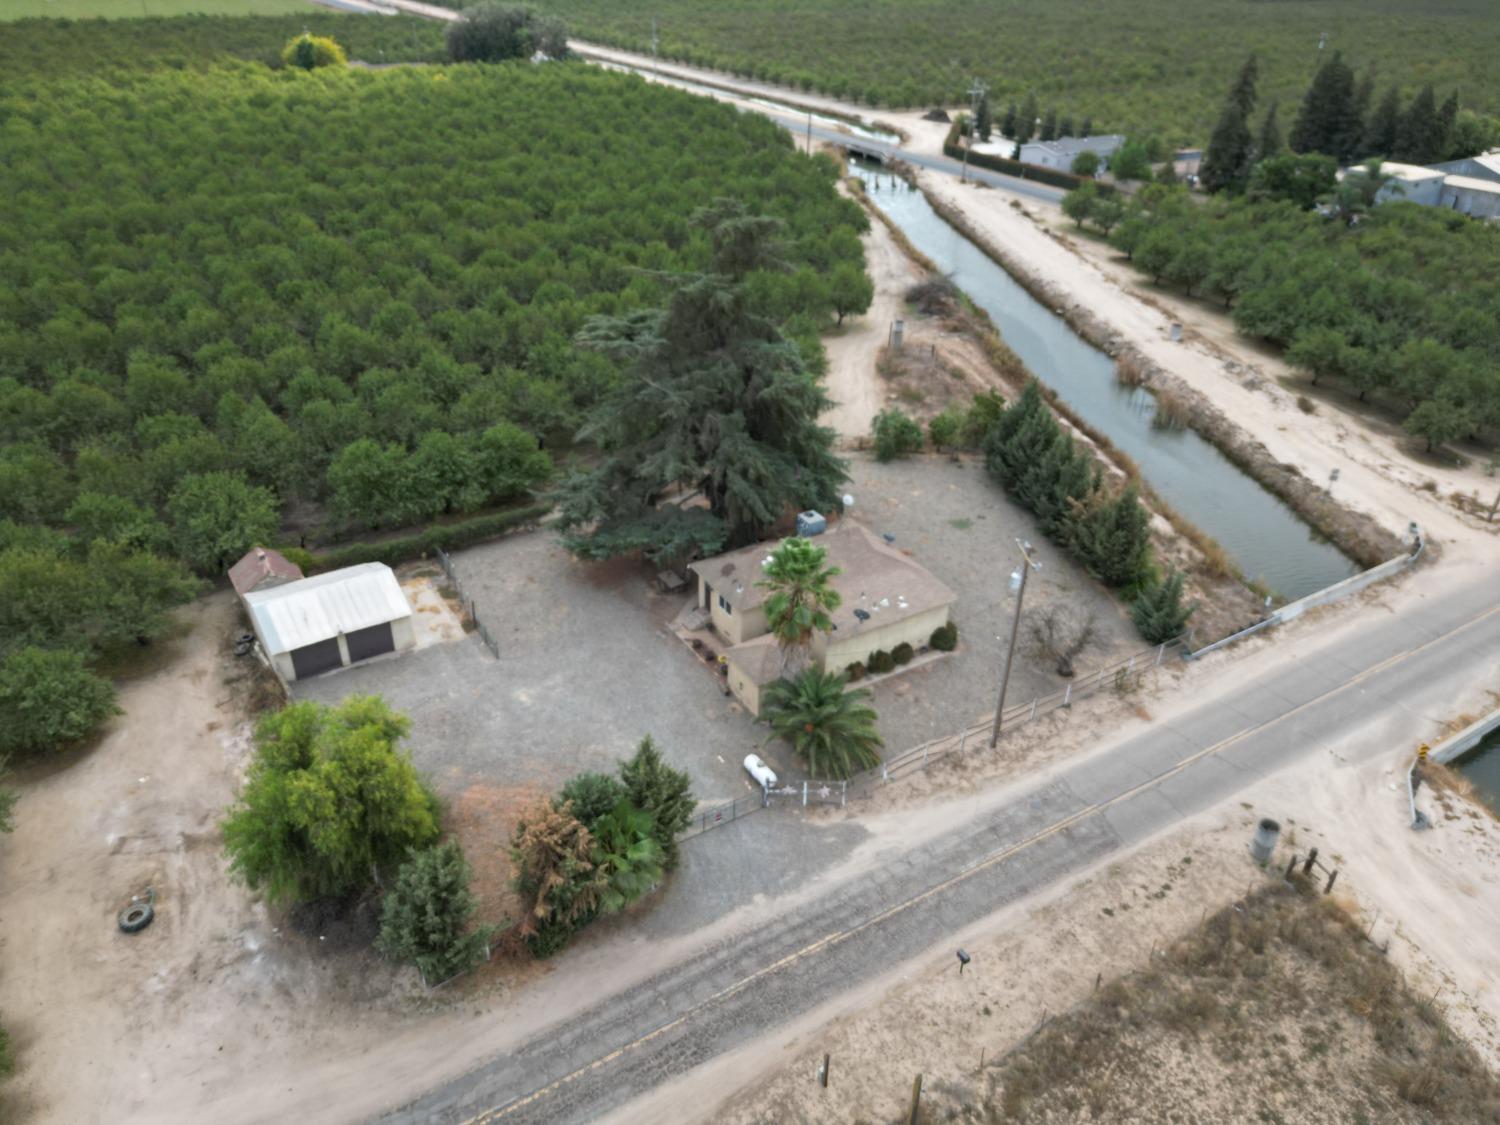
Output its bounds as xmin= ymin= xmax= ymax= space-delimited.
xmin=1314 ymin=31 xmax=1327 ymax=71
xmin=960 ymin=77 xmax=988 ymax=184
xmin=651 ymin=18 xmax=660 ymax=77
xmin=990 ymin=540 xmax=1040 ymax=746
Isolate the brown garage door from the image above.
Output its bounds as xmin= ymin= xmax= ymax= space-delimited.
xmin=290 ymin=637 xmax=343 ymax=679
xmin=345 ymin=621 xmax=395 ymax=664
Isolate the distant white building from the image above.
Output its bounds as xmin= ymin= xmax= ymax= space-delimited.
xmin=969 ymin=133 xmax=1126 ymax=172
xmin=244 ymin=562 xmax=415 ymax=681
xmin=1373 ymin=158 xmax=1500 ymax=220
xmin=1019 ymin=134 xmax=1126 ymax=171
xmin=1428 ymin=151 xmax=1500 ymax=185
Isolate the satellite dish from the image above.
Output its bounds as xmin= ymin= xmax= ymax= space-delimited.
xmin=842 ymin=494 xmax=855 ymax=507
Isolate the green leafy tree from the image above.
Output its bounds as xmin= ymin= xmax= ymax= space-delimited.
xmin=447 ymin=3 xmax=569 ymax=63
xmin=474 ymin=422 xmax=551 ymax=502
xmin=927 ymin=407 xmax=963 ymax=451
xmin=1446 ymin=109 xmax=1500 ymax=160
xmin=406 ymin=429 xmax=485 ymax=519
xmin=1200 ymin=54 xmax=1259 ymax=193
xmin=220 ymin=697 xmax=440 ymax=906
xmin=167 ymin=471 xmax=280 ymax=574
xmin=511 ymin=797 xmax=603 ymax=958
xmin=757 ymin=535 xmax=842 ymax=676
xmin=1070 ymin=150 xmax=1101 ymax=178
xmin=1110 ymin=141 xmax=1153 ymax=183
xmin=618 ymin=735 xmax=694 ymax=871
xmin=377 ymin=840 xmax=495 ymax=984
xmin=558 ymin=201 xmax=846 ymax=556
xmin=762 ymin=668 xmax=883 ymax=780
xmin=827 ymin=262 xmax=874 ymax=326
xmin=559 ymin=772 xmax=627 ymax=828
xmin=1402 ymin=397 xmax=1471 ymax=454
xmin=1246 ymin=153 xmax=1337 ymax=210
xmin=0 ymin=647 xmax=118 ymax=759
xmin=65 ymin=493 xmax=168 ymax=553
xmin=85 ymin=541 xmax=201 ymax=650
xmin=0 ymin=757 xmax=16 ymax=834
xmin=329 ymin=439 xmax=408 ymax=529
xmin=282 ymin=33 xmax=346 ymax=70
xmin=1131 ymin=569 xmax=1196 ymax=643
xmin=1062 ymin=182 xmax=1099 ymax=228
xmin=872 ymin=408 xmax=925 ymax=461
xmin=0 ymin=547 xmax=98 ymax=656
xmin=1090 ymin=197 xmax=1126 ymax=235
xmin=589 ymin=800 xmax=665 ymax=914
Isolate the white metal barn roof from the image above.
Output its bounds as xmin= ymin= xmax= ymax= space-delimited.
xmin=244 ymin=563 xmax=411 ymax=656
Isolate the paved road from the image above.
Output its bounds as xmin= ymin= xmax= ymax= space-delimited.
xmin=380 ymin=580 xmax=1500 ymax=1124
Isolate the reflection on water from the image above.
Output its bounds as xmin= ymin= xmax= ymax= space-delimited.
xmin=1457 ymin=727 xmax=1500 ymax=815
xmin=849 ymin=159 xmax=1358 ymax=600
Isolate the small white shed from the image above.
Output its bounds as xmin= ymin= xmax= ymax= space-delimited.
xmin=244 ymin=562 xmax=415 ymax=682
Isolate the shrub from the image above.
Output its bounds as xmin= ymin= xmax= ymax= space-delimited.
xmin=0 ymin=1019 xmax=10 ymax=1078
xmin=872 ymin=408 xmax=925 ymax=462
xmin=560 ymin=772 xmax=627 ymax=828
xmin=0 ymin=647 xmax=118 ymax=759
xmin=221 ymin=697 xmax=440 ymax=906
xmin=868 ymin=649 xmax=895 ymax=674
xmin=927 ymin=407 xmax=963 ymax=451
xmin=929 ymin=622 xmax=958 ymax=651
xmin=511 ymin=798 xmax=603 ymax=958
xmin=845 ymin=661 xmax=866 ymax=681
xmin=274 ymin=546 xmax=317 ymax=574
xmin=377 ymin=840 xmax=495 ymax=985
xmin=309 ymin=503 xmax=549 ymax=572
xmin=1071 ymin=150 xmax=1101 ymax=177
xmin=891 ymin=642 xmax=914 ymax=665
xmin=446 ymin=3 xmax=569 ymax=63
xmin=282 ymin=34 xmax=346 ymax=70
xmin=1131 ymin=569 xmax=1196 ymax=643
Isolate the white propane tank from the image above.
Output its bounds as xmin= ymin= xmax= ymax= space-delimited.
xmin=743 ymin=754 xmax=778 ymax=790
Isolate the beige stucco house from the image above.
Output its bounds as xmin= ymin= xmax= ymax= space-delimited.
xmin=687 ymin=523 xmax=956 ymax=714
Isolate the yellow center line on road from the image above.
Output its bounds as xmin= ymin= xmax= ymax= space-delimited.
xmin=463 ymin=602 xmax=1500 ymax=1124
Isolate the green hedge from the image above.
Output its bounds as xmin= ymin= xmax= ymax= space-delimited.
xmin=297 ymin=503 xmax=550 ymax=573
xmin=943 ymin=125 xmax=1101 ymax=193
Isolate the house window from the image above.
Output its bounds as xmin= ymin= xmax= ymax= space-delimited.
xmin=717 ymin=594 xmax=732 ymax=615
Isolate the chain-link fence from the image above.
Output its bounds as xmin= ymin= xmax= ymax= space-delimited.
xmin=435 ymin=547 xmax=498 ymax=659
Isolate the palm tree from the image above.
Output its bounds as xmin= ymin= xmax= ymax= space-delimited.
xmin=762 ymin=668 xmax=883 ymax=780
xmin=589 ymin=800 xmax=665 ymax=914
xmin=757 ymin=536 xmax=842 ymax=677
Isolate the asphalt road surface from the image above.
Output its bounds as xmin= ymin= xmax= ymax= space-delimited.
xmin=381 ymin=580 xmax=1500 ymax=1124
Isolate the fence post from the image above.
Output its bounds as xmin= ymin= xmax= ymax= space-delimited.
xmin=1155 ymin=643 xmax=1165 ymax=667
xmin=1062 ymin=682 xmax=1071 ymax=708
xmin=1126 ymin=655 xmax=1134 ymax=674
xmin=958 ymin=730 xmax=967 ymax=755
xmin=802 ymin=781 xmax=808 ymax=807
xmin=882 ymin=763 xmax=889 ymax=783
xmin=841 ymin=780 xmax=847 ymax=807
xmin=923 ymin=745 xmax=929 ymax=767
xmin=1028 ymin=698 xmax=1037 ymax=721
xmin=1303 ymin=848 xmax=1317 ymax=875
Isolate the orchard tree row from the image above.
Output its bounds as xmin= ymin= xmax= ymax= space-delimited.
xmin=1064 ymin=183 xmax=1500 ymax=452
xmin=478 ymin=0 xmax=1499 ymax=142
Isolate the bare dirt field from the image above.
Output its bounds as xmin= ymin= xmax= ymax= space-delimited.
xmin=0 ymin=594 xmax=419 ymax=1124
xmin=701 ymin=748 xmax=1500 ymax=1125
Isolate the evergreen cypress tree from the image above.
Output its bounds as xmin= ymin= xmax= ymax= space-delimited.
xmin=1130 ymin=569 xmax=1196 ymax=644
xmin=1290 ymin=51 xmax=1360 ymax=161
xmin=1040 ymin=108 xmax=1058 ymax=142
xmin=1361 ymin=86 xmax=1402 ymax=157
xmin=1080 ymin=116 xmax=1094 ymax=137
xmin=1437 ymin=92 xmax=1460 ymax=154
xmin=1014 ymin=433 xmax=1096 ymax=539
xmin=1393 ymin=84 xmax=1440 ymax=164
xmin=975 ymin=92 xmax=993 ymax=142
xmin=1067 ymin=484 xmax=1152 ymax=589
xmin=618 ymin=736 xmax=694 ymax=872
xmin=1017 ymin=92 xmax=1039 ymax=143
xmin=1001 ymin=102 xmax=1018 ymax=138
xmin=559 ymin=200 xmax=846 ymax=555
xmin=1347 ymin=71 xmax=1374 ymax=157
xmin=377 ymin=840 xmax=495 ymax=985
xmin=1200 ymin=54 xmax=1259 ymax=193
xmin=1060 ymin=115 xmax=1075 ymax=139
xmin=982 ymin=379 xmax=1045 ymax=486
xmin=1256 ymin=101 xmax=1283 ymax=159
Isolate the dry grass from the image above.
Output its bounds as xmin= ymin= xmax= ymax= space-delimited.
xmin=951 ymin=881 xmax=1500 ymax=1123
xmin=1115 ymin=352 xmax=1150 ymax=389
xmin=1150 ymin=388 xmax=1190 ymax=431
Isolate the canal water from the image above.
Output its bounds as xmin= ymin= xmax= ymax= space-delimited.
xmin=848 ymin=159 xmax=1359 ymax=601
xmin=1457 ymin=727 xmax=1500 ymax=815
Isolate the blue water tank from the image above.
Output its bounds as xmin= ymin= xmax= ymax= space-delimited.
xmin=796 ymin=510 xmax=827 ymax=537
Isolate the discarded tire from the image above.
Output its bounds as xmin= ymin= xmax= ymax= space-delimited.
xmin=118 ymin=902 xmax=154 ymax=934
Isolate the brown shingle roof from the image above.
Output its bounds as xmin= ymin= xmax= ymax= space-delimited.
xmin=689 ymin=522 xmax=956 ymax=629
xmin=229 ymin=546 xmax=303 ymax=596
